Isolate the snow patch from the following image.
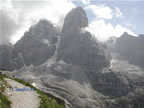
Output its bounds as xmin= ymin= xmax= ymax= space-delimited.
xmin=54 ymin=66 xmax=63 ymax=71
xmin=41 ymin=39 xmax=50 ymax=47
xmin=58 ymin=60 xmax=67 ymax=65
xmin=109 ymin=58 xmax=117 ymax=68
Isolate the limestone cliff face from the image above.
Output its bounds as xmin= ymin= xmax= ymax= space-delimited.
xmin=0 ymin=44 xmax=24 ymax=71
xmin=12 ymin=7 xmax=111 ymax=108
xmin=62 ymin=7 xmax=88 ymax=33
xmin=14 ymin=20 xmax=58 ymax=66
xmin=108 ymin=88 xmax=144 ymax=108
xmin=116 ymin=32 xmax=144 ymax=68
xmin=57 ymin=7 xmax=110 ymax=72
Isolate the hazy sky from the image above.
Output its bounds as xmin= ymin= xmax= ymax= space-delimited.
xmin=0 ymin=0 xmax=143 ymax=44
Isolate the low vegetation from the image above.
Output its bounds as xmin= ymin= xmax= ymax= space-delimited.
xmin=0 ymin=71 xmax=11 ymax=108
xmin=10 ymin=75 xmax=65 ymax=108
xmin=1 ymin=70 xmax=65 ymax=108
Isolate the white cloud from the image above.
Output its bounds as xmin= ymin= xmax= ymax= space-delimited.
xmin=84 ymin=4 xmax=131 ymax=41
xmin=115 ymin=7 xmax=124 ymax=18
xmin=0 ymin=0 xmax=134 ymax=44
xmin=85 ymin=4 xmax=113 ymax=19
xmin=0 ymin=0 xmax=75 ymax=44
xmin=86 ymin=19 xmax=136 ymax=41
xmin=125 ymin=22 xmax=135 ymax=29
xmin=0 ymin=1 xmax=20 ymax=44
xmin=133 ymin=8 xmax=138 ymax=16
xmin=85 ymin=4 xmax=124 ymax=19
xmin=81 ymin=0 xmax=90 ymax=5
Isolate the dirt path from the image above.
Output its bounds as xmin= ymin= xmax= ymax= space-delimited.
xmin=5 ymin=78 xmax=40 ymax=108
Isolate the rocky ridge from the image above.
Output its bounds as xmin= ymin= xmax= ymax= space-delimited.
xmin=116 ymin=32 xmax=144 ymax=68
xmin=14 ymin=20 xmax=58 ymax=66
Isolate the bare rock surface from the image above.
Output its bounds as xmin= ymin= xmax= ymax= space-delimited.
xmin=57 ymin=7 xmax=110 ymax=72
xmin=0 ymin=44 xmax=24 ymax=71
xmin=14 ymin=20 xmax=58 ymax=66
xmin=116 ymin=32 xmax=144 ymax=68
xmin=92 ymin=54 xmax=144 ymax=98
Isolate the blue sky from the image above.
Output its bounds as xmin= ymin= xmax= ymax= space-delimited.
xmin=0 ymin=0 xmax=144 ymax=44
xmin=72 ymin=0 xmax=144 ymax=35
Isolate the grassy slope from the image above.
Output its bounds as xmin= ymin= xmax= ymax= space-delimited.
xmin=0 ymin=70 xmax=65 ymax=108
xmin=13 ymin=77 xmax=65 ymax=108
xmin=0 ymin=72 xmax=11 ymax=108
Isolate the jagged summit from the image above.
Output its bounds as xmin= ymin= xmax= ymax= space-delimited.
xmin=62 ymin=7 xmax=88 ymax=33
xmin=57 ymin=7 xmax=110 ymax=72
xmin=116 ymin=32 xmax=144 ymax=68
xmin=121 ymin=32 xmax=136 ymax=39
xmin=23 ymin=19 xmax=57 ymax=41
xmin=14 ymin=19 xmax=58 ymax=66
xmin=123 ymin=32 xmax=128 ymax=35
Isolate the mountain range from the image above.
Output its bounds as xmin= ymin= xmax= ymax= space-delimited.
xmin=0 ymin=7 xmax=144 ymax=108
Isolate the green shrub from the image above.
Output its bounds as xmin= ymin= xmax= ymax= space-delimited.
xmin=0 ymin=92 xmax=11 ymax=108
xmin=0 ymin=72 xmax=11 ymax=108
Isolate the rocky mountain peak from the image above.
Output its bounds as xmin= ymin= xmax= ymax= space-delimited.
xmin=14 ymin=19 xmax=58 ymax=66
xmin=123 ymin=32 xmax=128 ymax=35
xmin=57 ymin=7 xmax=110 ymax=72
xmin=116 ymin=32 xmax=144 ymax=68
xmin=62 ymin=7 xmax=88 ymax=33
xmin=24 ymin=19 xmax=57 ymax=43
xmin=1 ymin=6 xmax=144 ymax=108
xmin=121 ymin=32 xmax=136 ymax=40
